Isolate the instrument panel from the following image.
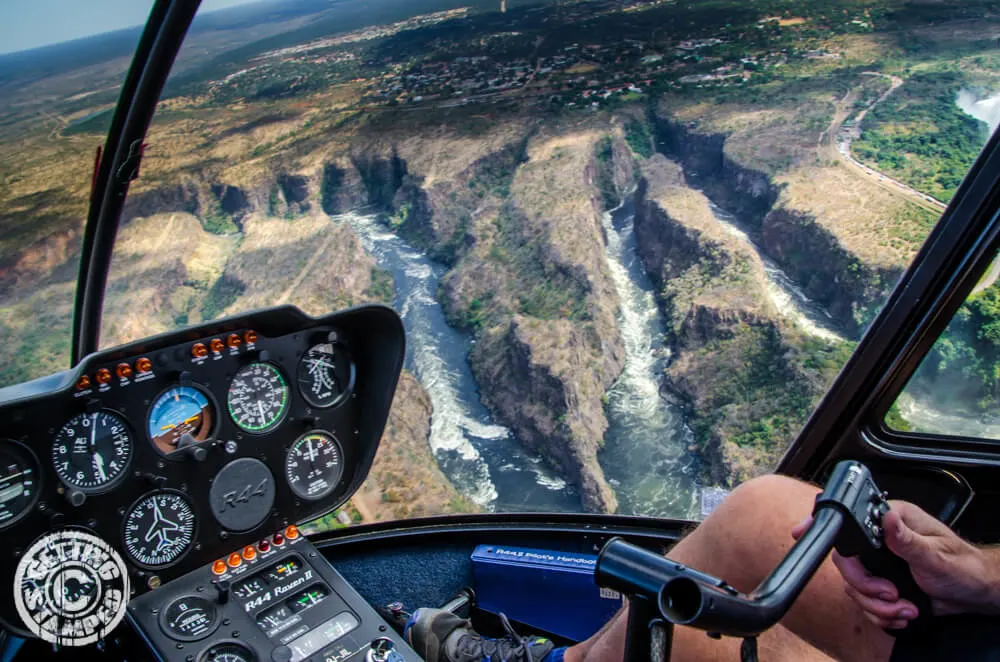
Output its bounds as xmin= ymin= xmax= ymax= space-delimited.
xmin=0 ymin=305 xmax=404 ymax=638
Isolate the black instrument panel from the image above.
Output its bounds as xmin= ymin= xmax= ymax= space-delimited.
xmin=0 ymin=305 xmax=404 ymax=637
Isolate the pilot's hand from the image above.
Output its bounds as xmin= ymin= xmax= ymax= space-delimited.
xmin=793 ymin=502 xmax=1000 ymax=629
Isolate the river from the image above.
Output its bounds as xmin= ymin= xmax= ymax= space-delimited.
xmin=338 ymin=212 xmax=583 ymax=513
xmin=705 ymin=201 xmax=847 ymax=343
xmin=596 ymin=200 xmax=701 ymax=520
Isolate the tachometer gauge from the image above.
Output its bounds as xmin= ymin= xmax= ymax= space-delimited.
xmin=296 ymin=343 xmax=355 ymax=408
xmin=148 ymin=386 xmax=215 ymax=455
xmin=227 ymin=363 xmax=289 ymax=433
xmin=52 ymin=411 xmax=132 ymax=492
xmin=14 ymin=529 xmax=129 ymax=646
xmin=122 ymin=490 xmax=196 ymax=568
xmin=284 ymin=432 xmax=344 ymax=500
xmin=0 ymin=441 xmax=39 ymax=528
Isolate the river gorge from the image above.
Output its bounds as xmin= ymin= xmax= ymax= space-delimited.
xmin=337 ymin=160 xmax=854 ymax=518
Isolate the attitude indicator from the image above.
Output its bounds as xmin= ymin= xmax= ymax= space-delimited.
xmin=148 ymin=386 xmax=215 ymax=455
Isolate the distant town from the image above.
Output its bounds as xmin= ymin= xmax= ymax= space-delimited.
xmin=205 ymin=0 xmax=877 ymax=112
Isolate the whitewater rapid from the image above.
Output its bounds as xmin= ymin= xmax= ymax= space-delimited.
xmin=706 ymin=201 xmax=847 ymax=343
xmin=596 ymin=202 xmax=701 ymax=520
xmin=336 ymin=212 xmax=582 ymax=513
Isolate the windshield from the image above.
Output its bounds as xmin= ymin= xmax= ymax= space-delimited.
xmin=4 ymin=0 xmax=998 ymax=526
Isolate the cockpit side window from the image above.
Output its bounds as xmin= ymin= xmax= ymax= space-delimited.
xmin=0 ymin=3 xmax=154 ymax=386
xmin=887 ymin=251 xmax=1000 ymax=440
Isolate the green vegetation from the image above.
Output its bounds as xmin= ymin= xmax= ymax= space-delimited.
xmin=624 ymin=119 xmax=654 ymax=159
xmin=268 ymin=187 xmax=282 ymax=216
xmin=686 ymin=323 xmax=812 ymax=461
xmin=900 ymin=282 xmax=1000 ymax=418
xmin=302 ymin=505 xmax=363 ymax=534
xmin=492 ymin=205 xmax=591 ymax=322
xmin=200 ymin=274 xmax=246 ymax=321
xmin=594 ymin=136 xmax=618 ymax=210
xmin=466 ymin=141 xmax=527 ymax=200
xmin=61 ymin=109 xmax=113 ymax=136
xmin=199 ymin=200 xmax=240 ymax=235
xmin=853 ymin=72 xmax=989 ymax=203
xmin=363 ymin=267 xmax=395 ymax=304
xmin=885 ymin=402 xmax=912 ymax=432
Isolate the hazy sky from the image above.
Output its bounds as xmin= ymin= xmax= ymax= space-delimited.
xmin=0 ymin=0 xmax=264 ymax=55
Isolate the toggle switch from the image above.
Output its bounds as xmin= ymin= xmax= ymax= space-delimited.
xmin=214 ymin=579 xmax=231 ymax=605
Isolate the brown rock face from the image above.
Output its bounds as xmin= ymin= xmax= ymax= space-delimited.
xmin=760 ymin=207 xmax=901 ymax=336
xmin=472 ymin=317 xmax=617 ymax=513
xmin=630 ymin=156 xmax=843 ymax=487
xmin=652 ymin=115 xmax=908 ymax=338
xmin=357 ymin=371 xmax=476 ymax=520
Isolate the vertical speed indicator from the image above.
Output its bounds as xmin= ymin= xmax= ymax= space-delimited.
xmin=227 ymin=363 xmax=289 ymax=433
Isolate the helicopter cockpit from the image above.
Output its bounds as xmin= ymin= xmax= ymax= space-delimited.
xmin=3 ymin=1 xmax=1000 ymax=662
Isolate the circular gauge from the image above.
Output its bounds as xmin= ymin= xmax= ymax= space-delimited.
xmin=160 ymin=595 xmax=219 ymax=641
xmin=227 ymin=363 xmax=289 ymax=433
xmin=200 ymin=642 xmax=256 ymax=662
xmin=148 ymin=385 xmax=216 ymax=455
xmin=14 ymin=529 xmax=129 ymax=646
xmin=285 ymin=432 xmax=344 ymax=500
xmin=0 ymin=441 xmax=40 ymax=528
xmin=122 ymin=490 xmax=196 ymax=568
xmin=52 ymin=411 xmax=133 ymax=492
xmin=297 ymin=343 xmax=356 ymax=408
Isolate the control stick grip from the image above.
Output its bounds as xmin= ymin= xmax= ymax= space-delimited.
xmin=857 ymin=544 xmax=933 ymax=637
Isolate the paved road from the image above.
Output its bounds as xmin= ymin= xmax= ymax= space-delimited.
xmin=827 ymin=73 xmax=947 ymax=214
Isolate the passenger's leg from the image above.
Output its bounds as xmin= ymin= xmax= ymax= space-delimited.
xmin=565 ymin=475 xmax=897 ymax=662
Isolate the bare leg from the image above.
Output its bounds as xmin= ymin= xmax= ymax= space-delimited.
xmin=565 ymin=475 xmax=896 ymax=662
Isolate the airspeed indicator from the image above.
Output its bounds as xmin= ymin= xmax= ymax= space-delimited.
xmin=227 ymin=363 xmax=289 ymax=433
xmin=52 ymin=411 xmax=132 ymax=492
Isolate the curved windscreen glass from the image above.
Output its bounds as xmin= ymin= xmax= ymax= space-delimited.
xmin=0 ymin=2 xmax=154 ymax=385
xmin=10 ymin=0 xmax=994 ymax=525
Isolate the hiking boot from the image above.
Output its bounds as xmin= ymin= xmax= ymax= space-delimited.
xmin=404 ymin=609 xmax=554 ymax=662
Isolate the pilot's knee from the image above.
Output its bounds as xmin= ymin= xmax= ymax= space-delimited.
xmin=710 ymin=473 xmax=819 ymax=524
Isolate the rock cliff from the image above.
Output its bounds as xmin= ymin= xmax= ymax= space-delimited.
xmin=632 ymin=156 xmax=849 ymax=485
xmin=653 ymin=110 xmax=926 ymax=337
xmin=356 ymin=371 xmax=476 ymax=520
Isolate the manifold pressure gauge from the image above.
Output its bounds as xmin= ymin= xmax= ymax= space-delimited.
xmin=285 ymin=432 xmax=344 ymax=500
xmin=14 ymin=529 xmax=129 ymax=646
xmin=227 ymin=363 xmax=289 ymax=433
